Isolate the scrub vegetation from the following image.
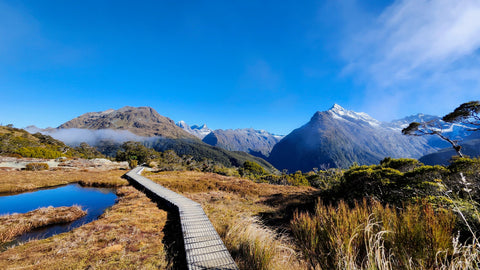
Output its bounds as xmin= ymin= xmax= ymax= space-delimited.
xmin=0 ymin=125 xmax=104 ymax=159
xmin=145 ymin=153 xmax=480 ymax=270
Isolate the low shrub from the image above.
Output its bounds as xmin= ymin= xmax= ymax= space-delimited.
xmin=25 ymin=162 xmax=49 ymax=171
xmin=128 ymin=159 xmax=138 ymax=169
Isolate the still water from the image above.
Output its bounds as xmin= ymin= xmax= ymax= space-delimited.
xmin=0 ymin=183 xmax=117 ymax=248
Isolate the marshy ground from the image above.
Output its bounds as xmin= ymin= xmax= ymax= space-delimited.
xmin=0 ymin=169 xmax=318 ymax=269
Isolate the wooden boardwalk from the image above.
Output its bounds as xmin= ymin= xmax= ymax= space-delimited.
xmin=125 ymin=167 xmax=239 ymax=270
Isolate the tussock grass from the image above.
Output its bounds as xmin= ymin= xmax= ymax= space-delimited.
xmin=436 ymin=236 xmax=480 ymax=270
xmin=223 ymin=216 xmax=305 ymax=270
xmin=0 ymin=206 xmax=86 ymax=244
xmin=0 ymin=169 xmax=128 ymax=194
xmin=291 ymin=199 xmax=458 ymax=269
xmin=0 ymin=187 xmax=169 ymax=269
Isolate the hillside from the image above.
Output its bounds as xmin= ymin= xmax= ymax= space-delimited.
xmin=147 ymin=138 xmax=278 ymax=173
xmin=268 ymin=105 xmax=435 ymax=172
xmin=59 ymin=106 xmax=195 ymax=139
xmin=420 ymin=139 xmax=480 ymax=165
xmin=0 ymin=126 xmax=102 ymax=159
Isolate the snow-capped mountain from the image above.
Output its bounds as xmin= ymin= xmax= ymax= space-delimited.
xmin=176 ymin=121 xmax=213 ymax=139
xmin=202 ymin=128 xmax=284 ymax=158
xmin=268 ymin=104 xmax=437 ymax=171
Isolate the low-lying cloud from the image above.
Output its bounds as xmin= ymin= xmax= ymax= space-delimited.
xmin=27 ymin=127 xmax=149 ymax=146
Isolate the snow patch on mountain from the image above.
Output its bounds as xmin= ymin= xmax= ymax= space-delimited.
xmin=328 ymin=104 xmax=381 ymax=127
xmin=176 ymin=121 xmax=212 ymax=139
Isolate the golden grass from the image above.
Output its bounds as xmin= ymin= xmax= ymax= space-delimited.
xmin=0 ymin=187 xmax=169 ymax=269
xmin=0 ymin=206 xmax=86 ymax=244
xmin=291 ymin=199 xmax=458 ymax=270
xmin=0 ymin=169 xmax=128 ymax=194
xmin=145 ymin=170 xmax=315 ymax=269
xmin=224 ymin=216 xmax=304 ymax=270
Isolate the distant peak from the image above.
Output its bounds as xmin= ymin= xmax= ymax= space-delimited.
xmin=329 ymin=104 xmax=346 ymax=112
xmin=176 ymin=120 xmax=189 ymax=128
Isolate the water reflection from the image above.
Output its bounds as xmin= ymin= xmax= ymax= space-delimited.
xmin=0 ymin=183 xmax=117 ymax=249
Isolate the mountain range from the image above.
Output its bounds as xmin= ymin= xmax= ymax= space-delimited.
xmin=176 ymin=121 xmax=283 ymax=159
xmin=25 ymin=104 xmax=478 ymax=172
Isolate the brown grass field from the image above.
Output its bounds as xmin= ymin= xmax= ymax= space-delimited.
xmin=144 ymin=170 xmax=319 ymax=269
xmin=0 ymin=169 xmax=128 ymax=194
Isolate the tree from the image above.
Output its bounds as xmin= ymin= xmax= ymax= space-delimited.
xmin=402 ymin=101 xmax=480 ymax=158
xmin=402 ymin=119 xmax=464 ymax=157
xmin=442 ymin=101 xmax=480 ymax=129
xmin=116 ymin=141 xmax=160 ymax=164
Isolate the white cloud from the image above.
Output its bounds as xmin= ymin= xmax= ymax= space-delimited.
xmin=343 ymin=0 xmax=480 ymax=119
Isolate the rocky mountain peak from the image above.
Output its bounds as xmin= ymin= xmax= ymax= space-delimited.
xmin=58 ymin=106 xmax=195 ymax=139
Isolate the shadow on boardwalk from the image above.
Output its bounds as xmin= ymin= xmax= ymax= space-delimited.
xmin=125 ymin=175 xmax=188 ymax=270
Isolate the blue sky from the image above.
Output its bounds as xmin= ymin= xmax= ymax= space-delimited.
xmin=1 ymin=0 xmax=480 ymax=135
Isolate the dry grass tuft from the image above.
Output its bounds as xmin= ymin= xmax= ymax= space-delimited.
xmin=0 ymin=206 xmax=86 ymax=244
xmin=291 ymin=199 xmax=458 ymax=269
xmin=223 ymin=216 xmax=305 ymax=270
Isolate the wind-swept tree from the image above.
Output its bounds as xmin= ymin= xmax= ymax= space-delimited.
xmin=442 ymin=101 xmax=480 ymax=129
xmin=402 ymin=120 xmax=464 ymax=157
xmin=401 ymin=101 xmax=480 ymax=158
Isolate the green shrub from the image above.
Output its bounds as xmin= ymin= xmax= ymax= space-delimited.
xmin=128 ymin=159 xmax=138 ymax=169
xmin=239 ymin=160 xmax=266 ymax=178
xmin=380 ymin=157 xmax=423 ymax=172
xmin=15 ymin=147 xmax=64 ymax=159
xmin=25 ymin=162 xmax=49 ymax=171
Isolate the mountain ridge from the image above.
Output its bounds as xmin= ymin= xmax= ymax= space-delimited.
xmin=268 ymin=104 xmax=437 ymax=172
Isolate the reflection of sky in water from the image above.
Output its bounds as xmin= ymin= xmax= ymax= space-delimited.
xmin=0 ymin=184 xmax=117 ymax=247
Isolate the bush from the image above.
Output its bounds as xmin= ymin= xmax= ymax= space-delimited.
xmin=15 ymin=147 xmax=64 ymax=159
xmin=25 ymin=163 xmax=49 ymax=171
xmin=239 ymin=161 xmax=266 ymax=179
xmin=128 ymin=159 xmax=138 ymax=169
xmin=380 ymin=157 xmax=423 ymax=172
